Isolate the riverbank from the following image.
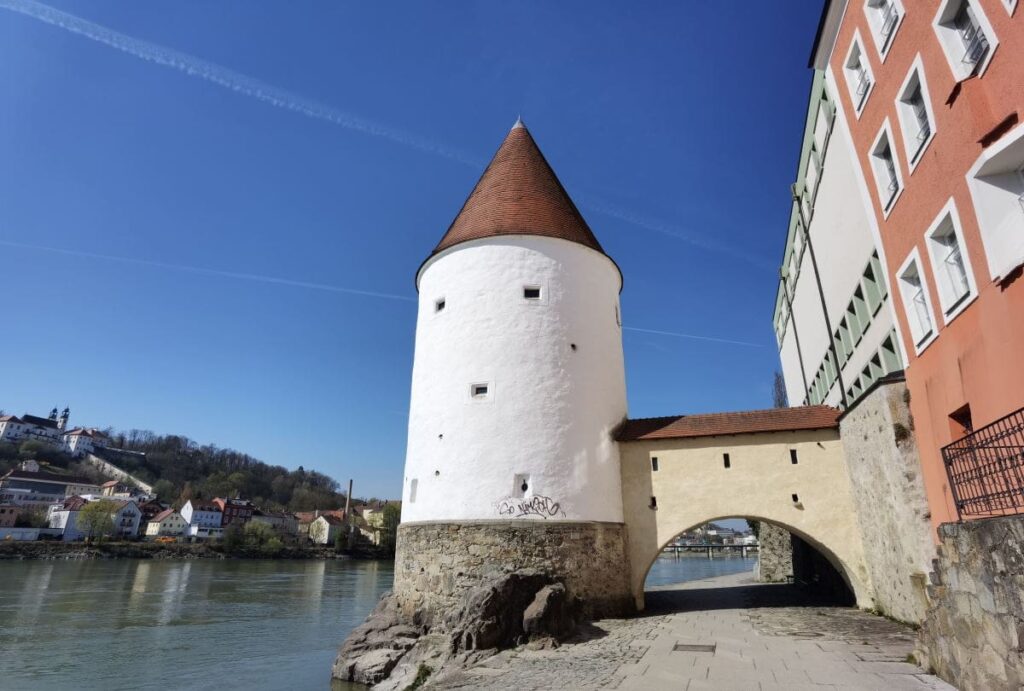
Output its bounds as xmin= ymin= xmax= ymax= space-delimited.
xmin=418 ymin=573 xmax=953 ymax=690
xmin=0 ymin=540 xmax=393 ymax=561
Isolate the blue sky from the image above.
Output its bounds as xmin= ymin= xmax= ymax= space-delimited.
xmin=1 ymin=1 xmax=823 ymax=499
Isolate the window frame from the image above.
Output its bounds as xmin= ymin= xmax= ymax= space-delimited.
xmin=896 ymin=248 xmax=939 ymax=354
xmin=869 ymin=120 xmax=904 ymax=217
xmin=469 ymin=382 xmax=492 ymax=401
xmin=894 ymin=56 xmax=938 ymax=174
xmin=863 ymin=0 xmax=905 ymax=61
xmin=923 ymin=198 xmax=978 ymax=325
xmin=932 ymin=0 xmax=999 ymax=82
xmin=843 ymin=32 xmax=875 ymax=118
xmin=964 ymin=122 xmax=1024 ymax=282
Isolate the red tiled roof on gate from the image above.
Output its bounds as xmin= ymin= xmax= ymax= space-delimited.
xmin=615 ymin=406 xmax=840 ymax=442
xmin=431 ymin=121 xmax=606 ymax=258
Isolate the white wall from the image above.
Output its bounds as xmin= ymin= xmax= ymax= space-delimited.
xmin=403 ymin=235 xmax=628 ymax=523
xmin=779 ymin=71 xmax=901 ymax=407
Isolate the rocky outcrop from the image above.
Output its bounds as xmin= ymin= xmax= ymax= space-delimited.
xmin=916 ymin=516 xmax=1024 ymax=691
xmin=333 ymin=570 xmax=582 ymax=688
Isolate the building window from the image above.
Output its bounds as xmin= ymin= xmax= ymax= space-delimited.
xmin=895 ymin=58 xmax=936 ymax=171
xmin=470 ymin=383 xmax=490 ymax=399
xmin=723 ymin=453 xmax=731 ymax=469
xmin=843 ymin=34 xmax=874 ymax=116
xmin=651 ymin=457 xmax=659 ymax=472
xmin=790 ymin=449 xmax=799 ymax=465
xmin=864 ymin=0 xmax=904 ymax=58
xmin=933 ymin=0 xmax=998 ymax=81
xmin=925 ymin=200 xmax=976 ymax=323
xmin=434 ymin=297 xmax=446 ymax=313
xmin=523 ymin=286 xmax=541 ymax=300
xmin=870 ymin=122 xmax=903 ymax=215
xmin=896 ymin=250 xmax=937 ymax=352
xmin=965 ymin=123 xmax=1024 ymax=281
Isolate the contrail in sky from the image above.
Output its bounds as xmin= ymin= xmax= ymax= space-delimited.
xmin=1 ymin=240 xmax=763 ymax=345
xmin=1 ymin=0 xmax=770 ymax=270
xmin=0 ymin=0 xmax=482 ymax=167
xmin=0 ymin=239 xmax=416 ymax=302
xmin=577 ymin=196 xmax=775 ymax=272
xmin=623 ymin=326 xmax=764 ymax=348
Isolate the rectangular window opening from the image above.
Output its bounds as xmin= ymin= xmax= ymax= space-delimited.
xmin=651 ymin=457 xmax=659 ymax=472
xmin=649 ymin=496 xmax=658 ymax=510
xmin=792 ymin=493 xmax=800 ymax=503
xmin=790 ymin=449 xmax=799 ymax=465
xmin=471 ymin=384 xmax=489 ymax=398
xmin=723 ymin=453 xmax=731 ymax=469
xmin=435 ymin=298 xmax=446 ymax=313
xmin=523 ymin=286 xmax=542 ymax=300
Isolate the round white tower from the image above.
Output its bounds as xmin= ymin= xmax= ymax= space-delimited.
xmin=394 ymin=121 xmax=633 ymax=618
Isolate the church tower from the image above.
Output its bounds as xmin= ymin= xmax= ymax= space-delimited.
xmin=394 ymin=121 xmax=633 ymax=618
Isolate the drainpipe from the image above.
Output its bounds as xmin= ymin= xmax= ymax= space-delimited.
xmin=791 ymin=183 xmax=848 ymax=410
xmin=778 ymin=270 xmax=810 ymax=402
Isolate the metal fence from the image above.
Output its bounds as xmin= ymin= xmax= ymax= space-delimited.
xmin=942 ymin=407 xmax=1024 ymax=519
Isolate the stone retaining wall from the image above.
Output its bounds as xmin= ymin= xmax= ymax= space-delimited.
xmin=917 ymin=516 xmax=1024 ymax=691
xmin=838 ymin=378 xmax=934 ymax=623
xmin=756 ymin=522 xmax=793 ymax=583
xmin=394 ymin=520 xmax=633 ymax=622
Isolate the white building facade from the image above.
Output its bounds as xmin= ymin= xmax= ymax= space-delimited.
xmin=773 ymin=70 xmax=905 ymax=409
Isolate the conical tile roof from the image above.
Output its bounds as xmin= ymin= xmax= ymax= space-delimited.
xmin=431 ymin=121 xmax=606 ymax=256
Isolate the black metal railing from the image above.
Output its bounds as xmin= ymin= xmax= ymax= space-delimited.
xmin=942 ymin=407 xmax=1024 ymax=519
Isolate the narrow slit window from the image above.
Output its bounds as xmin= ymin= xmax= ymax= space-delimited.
xmin=523 ymin=286 xmax=541 ymax=300
xmin=651 ymin=457 xmax=659 ymax=472
xmin=723 ymin=453 xmax=731 ymax=469
xmin=792 ymin=493 xmax=800 ymax=503
xmin=790 ymin=449 xmax=799 ymax=465
xmin=649 ymin=496 xmax=657 ymax=509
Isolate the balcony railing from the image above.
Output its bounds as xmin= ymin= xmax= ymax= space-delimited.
xmin=942 ymin=406 xmax=1024 ymax=519
xmin=879 ymin=2 xmax=899 ymax=42
xmin=959 ymin=23 xmax=990 ymax=71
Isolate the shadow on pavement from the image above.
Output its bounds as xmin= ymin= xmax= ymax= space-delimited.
xmin=642 ymin=581 xmax=854 ymax=615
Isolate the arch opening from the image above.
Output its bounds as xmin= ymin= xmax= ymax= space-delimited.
xmin=637 ymin=515 xmax=858 ymax=613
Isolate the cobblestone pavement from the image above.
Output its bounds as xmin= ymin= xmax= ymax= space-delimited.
xmin=433 ymin=573 xmax=956 ymax=690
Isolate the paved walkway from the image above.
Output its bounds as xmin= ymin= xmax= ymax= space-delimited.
xmin=436 ymin=572 xmax=956 ymax=690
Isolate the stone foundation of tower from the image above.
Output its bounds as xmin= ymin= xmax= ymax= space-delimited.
xmin=393 ymin=520 xmax=634 ymax=621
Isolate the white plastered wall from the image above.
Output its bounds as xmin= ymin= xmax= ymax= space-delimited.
xmin=403 ymin=235 xmax=628 ymax=523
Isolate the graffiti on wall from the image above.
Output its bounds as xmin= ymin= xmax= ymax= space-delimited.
xmin=496 ymin=495 xmax=565 ymax=519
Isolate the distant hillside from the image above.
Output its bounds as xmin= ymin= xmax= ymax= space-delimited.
xmin=0 ymin=430 xmax=357 ymax=512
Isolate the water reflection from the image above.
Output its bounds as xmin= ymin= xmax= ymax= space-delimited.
xmin=0 ymin=559 xmax=394 ymax=690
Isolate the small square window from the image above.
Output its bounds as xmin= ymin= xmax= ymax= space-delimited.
xmin=523 ymin=286 xmax=541 ymax=300
xmin=435 ymin=298 xmax=446 ymax=313
xmin=471 ymin=383 xmax=489 ymax=398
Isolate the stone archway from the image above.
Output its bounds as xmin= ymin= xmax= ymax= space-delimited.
xmin=618 ymin=427 xmax=874 ymax=611
xmin=634 ymin=515 xmax=865 ymax=609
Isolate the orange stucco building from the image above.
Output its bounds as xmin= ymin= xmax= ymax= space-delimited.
xmin=821 ymin=0 xmax=1024 ymax=531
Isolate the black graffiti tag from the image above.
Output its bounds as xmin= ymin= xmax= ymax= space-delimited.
xmin=496 ymin=495 xmax=565 ymax=519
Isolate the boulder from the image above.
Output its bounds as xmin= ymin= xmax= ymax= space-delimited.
xmin=523 ymin=582 xmax=576 ymax=640
xmin=444 ymin=569 xmax=552 ymax=651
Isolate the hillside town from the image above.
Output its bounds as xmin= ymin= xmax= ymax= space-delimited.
xmin=0 ymin=408 xmax=399 ymax=548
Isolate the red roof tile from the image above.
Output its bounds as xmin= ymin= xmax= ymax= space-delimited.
xmin=431 ymin=121 xmax=605 ymax=258
xmin=615 ymin=406 xmax=840 ymax=442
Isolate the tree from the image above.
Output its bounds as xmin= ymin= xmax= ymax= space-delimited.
xmin=244 ymin=520 xmax=276 ymax=547
xmin=78 ymin=500 xmax=118 ymax=542
xmin=222 ymin=523 xmax=244 ymax=551
xmin=380 ymin=504 xmax=401 ymax=554
xmin=152 ymin=479 xmax=175 ymax=502
xmin=176 ymin=482 xmax=194 ymax=509
xmin=14 ymin=508 xmax=47 ymax=528
xmin=772 ymin=371 xmax=789 ymax=408
xmin=308 ymin=518 xmax=327 ymax=544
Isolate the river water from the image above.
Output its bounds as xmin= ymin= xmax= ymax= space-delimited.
xmin=0 ymin=554 xmax=757 ymax=690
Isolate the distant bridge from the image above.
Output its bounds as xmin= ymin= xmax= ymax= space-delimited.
xmin=661 ymin=543 xmax=760 ymax=558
